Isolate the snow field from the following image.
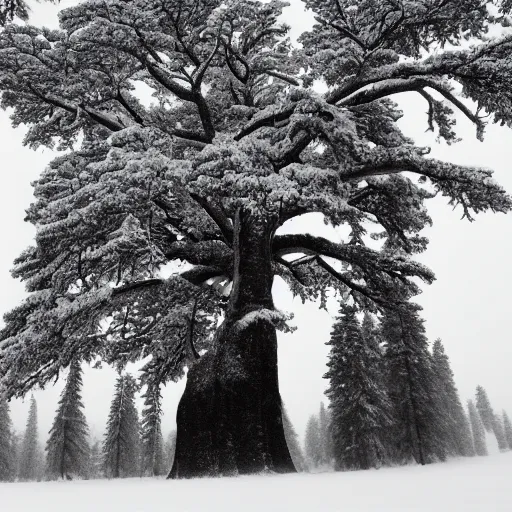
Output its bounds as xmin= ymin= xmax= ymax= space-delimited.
xmin=2 ymin=451 xmax=512 ymax=512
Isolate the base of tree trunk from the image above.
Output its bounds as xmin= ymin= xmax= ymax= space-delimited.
xmin=169 ymin=317 xmax=296 ymax=478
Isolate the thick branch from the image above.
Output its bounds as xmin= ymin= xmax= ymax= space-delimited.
xmin=190 ymin=194 xmax=234 ymax=245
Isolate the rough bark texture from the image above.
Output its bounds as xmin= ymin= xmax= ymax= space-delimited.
xmin=169 ymin=211 xmax=296 ymax=478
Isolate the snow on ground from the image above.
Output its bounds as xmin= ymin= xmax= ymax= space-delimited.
xmin=3 ymin=452 xmax=512 ymax=512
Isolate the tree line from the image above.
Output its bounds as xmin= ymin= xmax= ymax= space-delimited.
xmin=302 ymin=305 xmax=512 ymax=472
xmin=1 ymin=304 xmax=511 ymax=482
xmin=0 ymin=365 xmax=176 ymax=482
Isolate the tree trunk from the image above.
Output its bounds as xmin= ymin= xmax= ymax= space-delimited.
xmin=169 ymin=210 xmax=296 ymax=478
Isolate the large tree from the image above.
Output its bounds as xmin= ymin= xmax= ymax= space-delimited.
xmin=0 ymin=0 xmax=512 ymax=477
xmin=46 ymin=360 xmax=90 ymax=480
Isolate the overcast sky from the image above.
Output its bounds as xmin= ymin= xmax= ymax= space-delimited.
xmin=1 ymin=0 xmax=512 ymax=446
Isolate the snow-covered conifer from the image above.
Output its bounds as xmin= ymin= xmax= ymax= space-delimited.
xmin=475 ymin=386 xmax=495 ymax=433
xmin=468 ymin=400 xmax=487 ymax=457
xmin=18 ymin=395 xmax=42 ymax=481
xmin=304 ymin=415 xmax=322 ymax=470
xmin=431 ymin=339 xmax=474 ymax=457
xmin=282 ymin=405 xmax=306 ymax=472
xmin=317 ymin=402 xmax=332 ymax=467
xmin=164 ymin=430 xmax=176 ymax=474
xmin=46 ymin=361 xmax=90 ymax=480
xmin=88 ymin=439 xmax=103 ymax=479
xmin=501 ymin=412 xmax=512 ymax=450
xmin=492 ymin=414 xmax=508 ymax=452
xmin=382 ymin=305 xmax=442 ymax=465
xmin=1 ymin=0 xmax=512 ymax=478
xmin=103 ymin=374 xmax=140 ymax=478
xmin=0 ymin=399 xmax=14 ymax=481
xmin=326 ymin=307 xmax=392 ymax=470
xmin=140 ymin=379 xmax=165 ymax=477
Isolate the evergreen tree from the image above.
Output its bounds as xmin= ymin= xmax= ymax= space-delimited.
xmin=1 ymin=0 xmax=512 ymax=480
xmin=0 ymin=398 xmax=14 ymax=481
xmin=468 ymin=400 xmax=487 ymax=457
xmin=282 ymin=405 xmax=306 ymax=472
xmin=326 ymin=307 xmax=392 ymax=470
xmin=317 ymin=402 xmax=331 ymax=467
xmin=88 ymin=439 xmax=103 ymax=479
xmin=475 ymin=386 xmax=495 ymax=432
xmin=304 ymin=415 xmax=322 ymax=470
xmin=103 ymin=374 xmax=140 ymax=478
xmin=163 ymin=430 xmax=176 ymax=474
xmin=46 ymin=361 xmax=90 ymax=480
xmin=140 ymin=380 xmax=165 ymax=477
xmin=18 ymin=395 xmax=42 ymax=481
xmin=502 ymin=411 xmax=512 ymax=450
xmin=431 ymin=339 xmax=474 ymax=457
xmin=382 ymin=305 xmax=443 ymax=465
xmin=492 ymin=414 xmax=508 ymax=452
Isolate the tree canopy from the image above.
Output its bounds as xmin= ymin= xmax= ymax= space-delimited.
xmin=1 ymin=0 xmax=512 ymax=397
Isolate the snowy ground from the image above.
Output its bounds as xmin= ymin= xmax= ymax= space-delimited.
xmin=3 ymin=452 xmax=512 ymax=512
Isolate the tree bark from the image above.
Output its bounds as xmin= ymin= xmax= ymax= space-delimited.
xmin=169 ymin=210 xmax=296 ymax=478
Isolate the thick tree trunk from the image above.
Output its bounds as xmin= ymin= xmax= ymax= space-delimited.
xmin=169 ymin=211 xmax=296 ymax=478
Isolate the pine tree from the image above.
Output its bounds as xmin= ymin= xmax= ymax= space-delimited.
xmin=0 ymin=398 xmax=14 ymax=481
xmin=46 ymin=361 xmax=90 ymax=480
xmin=502 ymin=412 xmax=512 ymax=450
xmin=282 ymin=405 xmax=305 ymax=472
xmin=163 ymin=430 xmax=176 ymax=474
xmin=492 ymin=414 xmax=508 ymax=452
xmin=431 ymin=339 xmax=474 ymax=457
xmin=140 ymin=380 xmax=165 ymax=477
xmin=468 ymin=400 xmax=487 ymax=457
xmin=88 ymin=439 xmax=103 ymax=479
xmin=382 ymin=305 xmax=443 ymax=465
xmin=475 ymin=386 xmax=495 ymax=432
xmin=317 ymin=402 xmax=332 ymax=467
xmin=326 ymin=308 xmax=392 ymax=470
xmin=304 ymin=415 xmax=322 ymax=470
xmin=18 ymin=395 xmax=42 ymax=481
xmin=475 ymin=385 xmax=507 ymax=449
xmin=103 ymin=374 xmax=140 ymax=478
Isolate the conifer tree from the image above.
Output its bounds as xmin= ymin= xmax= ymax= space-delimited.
xmin=502 ymin=411 xmax=512 ymax=450
xmin=317 ymin=402 xmax=332 ymax=467
xmin=382 ymin=305 xmax=443 ymax=465
xmin=475 ymin=386 xmax=495 ymax=432
xmin=103 ymin=374 xmax=140 ymax=478
xmin=492 ymin=414 xmax=508 ymax=452
xmin=468 ymin=400 xmax=487 ymax=457
xmin=282 ymin=405 xmax=305 ymax=472
xmin=326 ymin=307 xmax=392 ymax=470
xmin=431 ymin=339 xmax=474 ymax=457
xmin=304 ymin=415 xmax=322 ymax=470
xmin=163 ymin=430 xmax=176 ymax=473
xmin=88 ymin=439 xmax=103 ymax=479
xmin=18 ymin=395 xmax=42 ymax=481
xmin=140 ymin=379 xmax=165 ymax=477
xmin=0 ymin=398 xmax=14 ymax=481
xmin=475 ymin=385 xmax=507 ymax=449
xmin=46 ymin=361 xmax=90 ymax=480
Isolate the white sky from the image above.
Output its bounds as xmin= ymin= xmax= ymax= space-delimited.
xmin=2 ymin=0 xmax=512 ymax=446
